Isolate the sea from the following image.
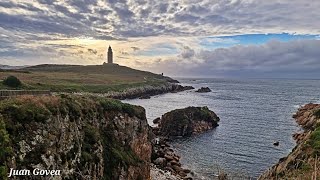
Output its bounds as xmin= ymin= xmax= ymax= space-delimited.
xmin=123 ymin=78 xmax=320 ymax=179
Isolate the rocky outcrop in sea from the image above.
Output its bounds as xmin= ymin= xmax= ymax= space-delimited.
xmin=153 ymin=106 xmax=220 ymax=137
xmin=150 ymin=106 xmax=220 ymax=179
xmin=195 ymin=87 xmax=212 ymax=93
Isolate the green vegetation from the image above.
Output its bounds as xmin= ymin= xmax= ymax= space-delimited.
xmin=299 ymin=162 xmax=312 ymax=171
xmin=100 ymin=98 xmax=145 ymax=119
xmin=0 ymin=116 xmax=12 ymax=180
xmin=0 ymin=64 xmax=172 ymax=93
xmin=0 ymin=94 xmax=146 ymax=179
xmin=313 ymin=108 xmax=320 ymax=118
xmin=101 ymin=127 xmax=142 ymax=180
xmin=0 ymin=98 xmax=51 ymax=123
xmin=309 ymin=126 xmax=320 ymax=155
xmin=2 ymin=75 xmax=22 ymax=88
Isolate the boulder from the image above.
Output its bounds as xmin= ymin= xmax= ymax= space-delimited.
xmin=196 ymin=87 xmax=211 ymax=93
xmin=157 ymin=106 xmax=220 ymax=137
xmin=164 ymin=154 xmax=175 ymax=161
xmin=153 ymin=117 xmax=161 ymax=124
xmin=183 ymin=169 xmax=191 ymax=173
xmin=154 ymin=158 xmax=167 ymax=167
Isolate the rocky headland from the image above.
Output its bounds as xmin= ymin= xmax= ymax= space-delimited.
xmin=106 ymin=83 xmax=194 ymax=100
xmin=259 ymin=103 xmax=320 ymax=179
xmin=74 ymin=83 xmax=195 ymax=100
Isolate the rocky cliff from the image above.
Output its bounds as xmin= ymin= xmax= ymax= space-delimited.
xmin=259 ymin=103 xmax=320 ymax=180
xmin=0 ymin=95 xmax=152 ymax=180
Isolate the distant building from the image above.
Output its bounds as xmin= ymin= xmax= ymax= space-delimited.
xmin=107 ymin=45 xmax=113 ymax=64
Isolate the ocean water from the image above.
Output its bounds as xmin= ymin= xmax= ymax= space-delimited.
xmin=123 ymin=78 xmax=320 ymax=179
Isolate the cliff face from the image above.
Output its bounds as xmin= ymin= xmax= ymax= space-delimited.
xmin=0 ymin=95 xmax=152 ymax=180
xmin=259 ymin=103 xmax=320 ymax=180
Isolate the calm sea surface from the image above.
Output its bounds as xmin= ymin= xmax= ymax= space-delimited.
xmin=123 ymin=78 xmax=320 ymax=179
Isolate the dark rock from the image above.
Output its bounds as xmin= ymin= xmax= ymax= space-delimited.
xmin=157 ymin=106 xmax=220 ymax=137
xmin=153 ymin=117 xmax=161 ymax=124
xmin=183 ymin=169 xmax=191 ymax=173
xmin=164 ymin=167 xmax=175 ymax=173
xmin=164 ymin=154 xmax=174 ymax=161
xmin=170 ymin=160 xmax=181 ymax=166
xmin=172 ymin=85 xmax=195 ymax=93
xmin=273 ymin=141 xmax=279 ymax=146
xmin=139 ymin=95 xmax=151 ymax=99
xmin=154 ymin=158 xmax=167 ymax=167
xmin=196 ymin=87 xmax=211 ymax=93
xmin=178 ymin=171 xmax=188 ymax=177
xmin=183 ymin=177 xmax=193 ymax=180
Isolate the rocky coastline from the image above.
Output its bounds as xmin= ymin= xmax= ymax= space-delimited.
xmin=73 ymin=83 xmax=194 ymax=100
xmin=150 ymin=106 xmax=220 ymax=179
xmin=259 ymin=103 xmax=320 ymax=179
xmin=107 ymin=83 xmax=194 ymax=100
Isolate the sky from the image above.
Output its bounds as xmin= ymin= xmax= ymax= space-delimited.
xmin=0 ymin=0 xmax=320 ymax=78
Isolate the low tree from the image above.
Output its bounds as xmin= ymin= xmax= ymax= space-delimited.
xmin=2 ymin=75 xmax=22 ymax=88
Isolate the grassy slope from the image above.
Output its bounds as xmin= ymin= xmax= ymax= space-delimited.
xmin=0 ymin=64 xmax=173 ymax=93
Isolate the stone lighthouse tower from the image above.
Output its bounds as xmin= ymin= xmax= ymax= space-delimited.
xmin=107 ymin=45 xmax=113 ymax=64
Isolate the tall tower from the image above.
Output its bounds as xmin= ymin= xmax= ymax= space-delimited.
xmin=107 ymin=45 xmax=113 ymax=64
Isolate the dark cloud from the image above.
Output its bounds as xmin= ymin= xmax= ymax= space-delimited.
xmin=142 ymin=39 xmax=320 ymax=78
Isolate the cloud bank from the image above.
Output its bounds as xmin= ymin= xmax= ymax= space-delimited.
xmin=141 ymin=39 xmax=320 ymax=78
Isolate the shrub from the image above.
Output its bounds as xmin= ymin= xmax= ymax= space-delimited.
xmin=2 ymin=76 xmax=22 ymax=88
xmin=1 ymin=101 xmax=51 ymax=123
xmin=0 ymin=116 xmax=12 ymax=180
xmin=309 ymin=126 xmax=320 ymax=155
xmin=314 ymin=109 xmax=320 ymax=118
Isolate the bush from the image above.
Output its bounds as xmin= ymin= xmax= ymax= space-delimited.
xmin=2 ymin=76 xmax=22 ymax=88
xmin=309 ymin=126 xmax=320 ymax=155
xmin=0 ymin=116 xmax=12 ymax=180
xmin=314 ymin=109 xmax=320 ymax=118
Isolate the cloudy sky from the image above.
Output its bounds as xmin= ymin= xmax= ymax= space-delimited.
xmin=0 ymin=0 xmax=319 ymax=78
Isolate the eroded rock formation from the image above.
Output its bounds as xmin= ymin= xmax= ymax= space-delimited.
xmin=0 ymin=95 xmax=152 ymax=180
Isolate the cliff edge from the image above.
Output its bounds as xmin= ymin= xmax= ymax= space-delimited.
xmin=259 ymin=103 xmax=320 ymax=180
xmin=0 ymin=95 xmax=152 ymax=180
